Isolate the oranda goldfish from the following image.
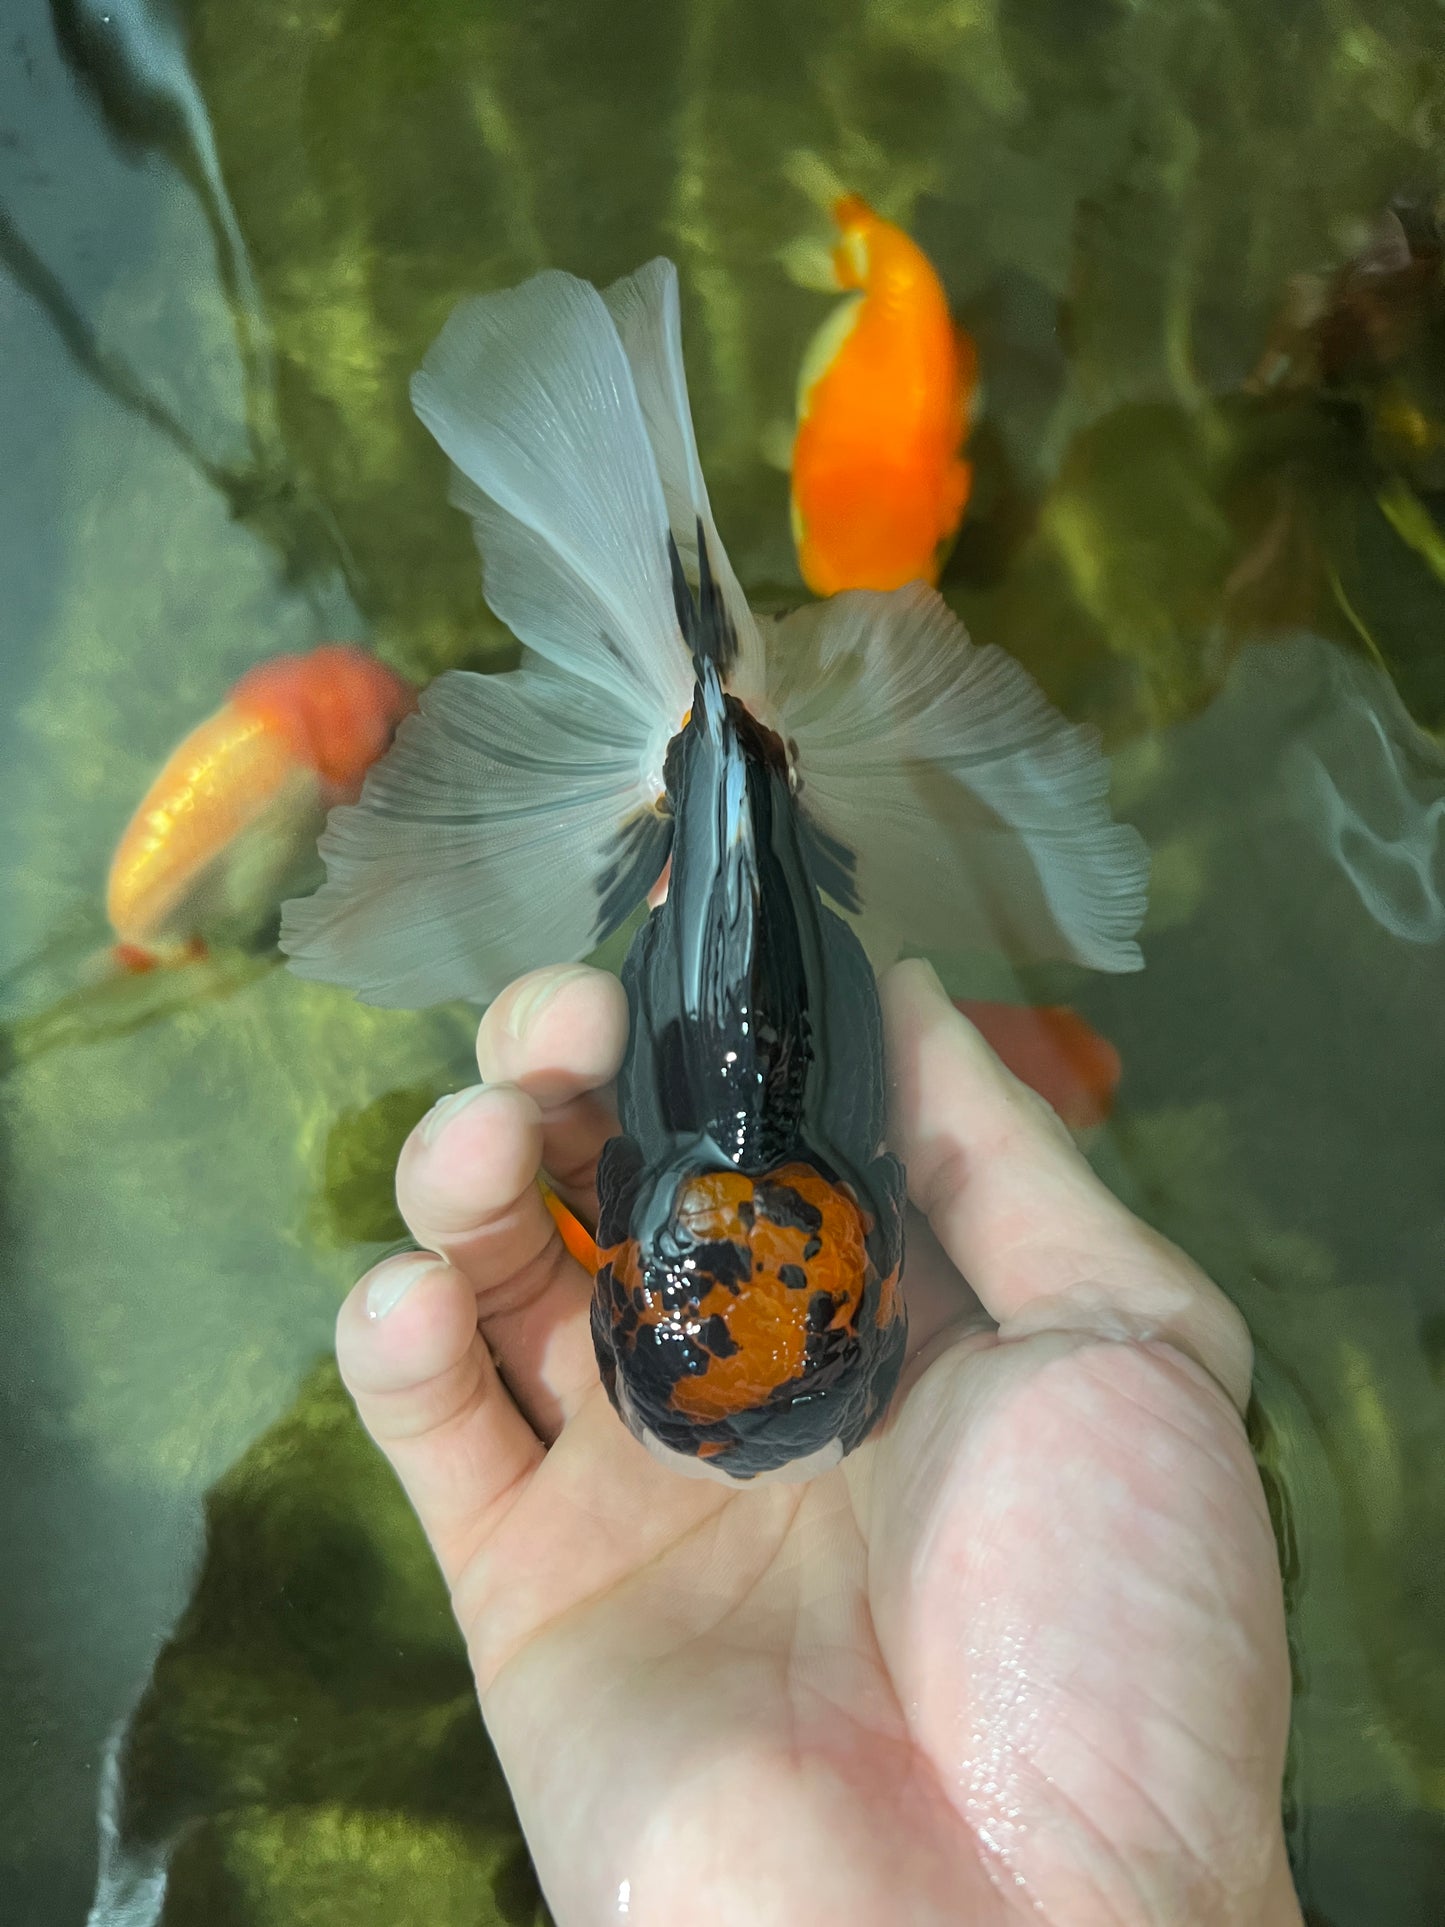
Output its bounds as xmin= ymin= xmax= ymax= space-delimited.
xmin=955 ymin=1001 xmax=1122 ymax=1134
xmin=107 ymin=644 xmax=414 ymax=970
xmin=789 ymin=193 xmax=977 ymax=596
xmin=281 ymin=260 xmax=1147 ymax=1480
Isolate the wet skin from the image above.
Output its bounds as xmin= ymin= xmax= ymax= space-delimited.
xmin=338 ymin=960 xmax=1303 ymax=1927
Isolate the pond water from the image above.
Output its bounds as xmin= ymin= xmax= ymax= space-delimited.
xmin=3 ymin=0 xmax=1444 ymax=1921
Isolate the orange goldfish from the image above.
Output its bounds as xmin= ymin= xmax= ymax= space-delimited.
xmin=790 ymin=193 xmax=977 ymax=595
xmin=107 ymin=643 xmax=415 ymax=970
xmin=955 ymin=1000 xmax=1122 ymax=1133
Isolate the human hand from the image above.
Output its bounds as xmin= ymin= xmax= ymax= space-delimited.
xmin=337 ymin=960 xmax=1301 ymax=1927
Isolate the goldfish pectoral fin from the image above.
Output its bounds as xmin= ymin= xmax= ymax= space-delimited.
xmin=776 ymin=236 xmax=844 ymax=293
xmin=600 ymin=259 xmax=764 ymax=702
xmin=111 ymin=943 xmax=162 ymax=976
xmin=782 ymin=148 xmax=850 ymax=213
xmin=773 ymin=584 xmax=1150 ymax=973
xmin=279 ymin=666 xmax=672 ymax=1009
xmin=940 ymin=457 xmax=974 ymax=534
xmin=109 ymin=936 xmax=209 ymax=976
xmin=412 ymin=272 xmax=694 ymax=727
xmin=955 ymin=325 xmax=981 ymax=396
xmin=758 ymin=420 xmax=796 ymax=472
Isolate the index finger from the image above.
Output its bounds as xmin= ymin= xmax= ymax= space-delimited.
xmin=883 ymin=960 xmax=1253 ymax=1410
xmin=476 ymin=964 xmax=628 ymax=1224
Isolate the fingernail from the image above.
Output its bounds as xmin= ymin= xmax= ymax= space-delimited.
xmin=365 ymin=1253 xmax=444 ymax=1320
xmin=505 ymin=965 xmax=594 ymax=1041
xmin=419 ymin=1084 xmax=486 ymax=1144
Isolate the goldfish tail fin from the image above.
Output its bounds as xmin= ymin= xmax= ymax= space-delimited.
xmin=773 ymin=585 xmax=1149 ymax=973
xmin=782 ymin=148 xmax=850 ymax=213
xmin=414 ymin=260 xmax=763 ymax=715
xmin=284 ymin=259 xmax=777 ymax=1009
xmin=410 ymin=269 xmax=694 ymax=731
xmin=279 ymin=666 xmax=673 ymax=1008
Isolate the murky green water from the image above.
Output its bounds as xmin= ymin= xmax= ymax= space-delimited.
xmin=3 ymin=0 xmax=1444 ymax=1919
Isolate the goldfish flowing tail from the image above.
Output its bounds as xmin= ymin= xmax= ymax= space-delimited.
xmin=281 ymin=262 xmax=1147 ymax=1008
xmin=767 ymin=589 xmax=1148 ymax=972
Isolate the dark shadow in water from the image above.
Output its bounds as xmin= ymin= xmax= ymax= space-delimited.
xmin=49 ymin=0 xmax=273 ymax=391
xmin=21 ymin=0 xmax=365 ymax=601
xmin=0 ymin=194 xmax=270 ymax=517
xmin=0 ymin=184 xmax=359 ymax=603
xmin=89 ymin=1363 xmax=546 ymax=1927
xmin=0 ymin=952 xmax=280 ymax=1075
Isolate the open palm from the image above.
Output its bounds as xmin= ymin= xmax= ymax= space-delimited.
xmin=339 ymin=961 xmax=1300 ymax=1927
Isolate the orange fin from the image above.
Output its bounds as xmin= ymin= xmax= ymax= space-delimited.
xmin=110 ymin=936 xmax=210 ymax=977
xmin=540 ymin=1179 xmax=600 ymax=1273
xmin=954 ymin=999 xmax=1122 ymax=1132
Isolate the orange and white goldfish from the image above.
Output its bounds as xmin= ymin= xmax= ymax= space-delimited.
xmin=107 ymin=643 xmax=415 ymax=970
xmin=789 ymin=193 xmax=977 ymax=596
xmin=281 ymin=258 xmax=1146 ymax=1477
xmin=955 ymin=1000 xmax=1122 ymax=1133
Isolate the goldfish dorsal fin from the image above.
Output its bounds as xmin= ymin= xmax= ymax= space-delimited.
xmin=668 ymin=525 xmax=738 ymax=679
xmin=601 ymin=259 xmax=765 ymax=708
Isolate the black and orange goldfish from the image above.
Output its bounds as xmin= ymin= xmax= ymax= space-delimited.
xmin=281 ymin=261 xmax=1148 ymax=1480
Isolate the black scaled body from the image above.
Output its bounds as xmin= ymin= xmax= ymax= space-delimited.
xmin=591 ymin=537 xmax=907 ymax=1479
